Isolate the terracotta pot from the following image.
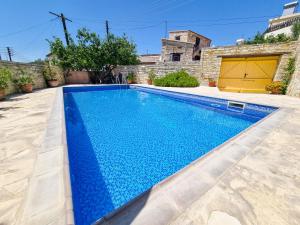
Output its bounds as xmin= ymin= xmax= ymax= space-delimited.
xmin=47 ymin=80 xmax=59 ymax=87
xmin=147 ymin=79 xmax=152 ymax=85
xmin=0 ymin=89 xmax=5 ymax=100
xmin=127 ymin=80 xmax=133 ymax=84
xmin=20 ymin=84 xmax=33 ymax=93
xmin=208 ymin=81 xmax=216 ymax=87
xmin=270 ymin=88 xmax=282 ymax=94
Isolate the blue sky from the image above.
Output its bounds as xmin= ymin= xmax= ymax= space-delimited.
xmin=0 ymin=0 xmax=291 ymax=62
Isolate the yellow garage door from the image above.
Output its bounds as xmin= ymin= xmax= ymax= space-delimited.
xmin=218 ymin=56 xmax=279 ymax=93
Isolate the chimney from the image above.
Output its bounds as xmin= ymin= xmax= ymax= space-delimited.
xmin=282 ymin=1 xmax=299 ymax=16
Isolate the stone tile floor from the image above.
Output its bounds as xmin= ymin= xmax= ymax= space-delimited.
xmin=0 ymin=88 xmax=57 ymax=225
xmin=0 ymin=86 xmax=300 ymax=225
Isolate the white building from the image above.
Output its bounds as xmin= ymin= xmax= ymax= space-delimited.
xmin=265 ymin=1 xmax=300 ymax=37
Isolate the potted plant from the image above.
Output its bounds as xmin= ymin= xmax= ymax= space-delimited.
xmin=265 ymin=81 xmax=285 ymax=94
xmin=208 ymin=78 xmax=216 ymax=87
xmin=43 ymin=62 xmax=59 ymax=87
xmin=127 ymin=72 xmax=135 ymax=84
xmin=147 ymin=70 xmax=156 ymax=85
xmin=0 ymin=68 xmax=12 ymax=100
xmin=14 ymin=71 xmax=34 ymax=93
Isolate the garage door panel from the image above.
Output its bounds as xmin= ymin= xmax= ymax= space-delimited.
xmin=219 ymin=61 xmax=246 ymax=79
xmin=246 ymin=59 xmax=279 ymax=79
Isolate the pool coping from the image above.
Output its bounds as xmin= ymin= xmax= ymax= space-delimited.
xmin=27 ymin=85 xmax=292 ymax=225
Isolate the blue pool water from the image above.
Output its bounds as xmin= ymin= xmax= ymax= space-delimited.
xmin=63 ymin=86 xmax=275 ymax=225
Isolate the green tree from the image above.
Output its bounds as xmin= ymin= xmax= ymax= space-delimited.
xmin=244 ymin=32 xmax=292 ymax=45
xmin=292 ymin=22 xmax=300 ymax=40
xmin=48 ymin=28 xmax=139 ymax=83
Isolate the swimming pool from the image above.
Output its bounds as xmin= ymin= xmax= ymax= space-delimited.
xmin=63 ymin=85 xmax=276 ymax=225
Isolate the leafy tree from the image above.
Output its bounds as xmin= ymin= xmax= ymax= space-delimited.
xmin=292 ymin=22 xmax=300 ymax=40
xmin=48 ymin=28 xmax=139 ymax=83
xmin=244 ymin=32 xmax=292 ymax=45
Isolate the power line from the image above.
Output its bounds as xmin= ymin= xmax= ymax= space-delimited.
xmin=0 ymin=19 xmax=56 ymax=38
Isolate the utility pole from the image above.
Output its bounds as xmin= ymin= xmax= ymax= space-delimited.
xmin=6 ymin=47 xmax=12 ymax=61
xmin=49 ymin=12 xmax=72 ymax=46
xmin=105 ymin=20 xmax=110 ymax=38
xmin=164 ymin=20 xmax=168 ymax=38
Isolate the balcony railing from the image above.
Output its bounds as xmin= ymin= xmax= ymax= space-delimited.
xmin=265 ymin=16 xmax=300 ymax=33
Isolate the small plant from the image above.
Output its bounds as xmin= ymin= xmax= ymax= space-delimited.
xmin=147 ymin=70 xmax=156 ymax=85
xmin=43 ymin=62 xmax=57 ymax=81
xmin=0 ymin=68 xmax=12 ymax=89
xmin=0 ymin=68 xmax=12 ymax=100
xmin=43 ymin=62 xmax=59 ymax=87
xmin=14 ymin=70 xmax=34 ymax=93
xmin=265 ymin=81 xmax=285 ymax=94
xmin=127 ymin=72 xmax=135 ymax=84
xmin=208 ymin=78 xmax=216 ymax=87
xmin=154 ymin=70 xmax=199 ymax=87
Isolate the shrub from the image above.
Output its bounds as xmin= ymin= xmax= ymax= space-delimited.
xmin=292 ymin=22 xmax=300 ymax=40
xmin=148 ymin=69 xmax=156 ymax=81
xmin=0 ymin=68 xmax=12 ymax=89
xmin=154 ymin=70 xmax=199 ymax=87
xmin=281 ymin=57 xmax=295 ymax=94
xmin=244 ymin=32 xmax=292 ymax=45
xmin=127 ymin=72 xmax=135 ymax=82
xmin=43 ymin=62 xmax=58 ymax=81
xmin=265 ymin=81 xmax=285 ymax=94
xmin=14 ymin=70 xmax=34 ymax=86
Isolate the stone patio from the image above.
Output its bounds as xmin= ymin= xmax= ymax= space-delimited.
xmin=0 ymin=85 xmax=300 ymax=225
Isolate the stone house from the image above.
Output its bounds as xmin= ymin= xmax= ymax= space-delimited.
xmin=160 ymin=30 xmax=211 ymax=62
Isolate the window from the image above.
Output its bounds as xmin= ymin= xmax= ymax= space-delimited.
xmin=175 ymin=35 xmax=181 ymax=41
xmin=171 ymin=53 xmax=181 ymax=61
xmin=193 ymin=55 xmax=200 ymax=61
xmin=195 ymin=37 xmax=200 ymax=46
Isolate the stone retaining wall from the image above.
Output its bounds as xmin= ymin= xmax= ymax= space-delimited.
xmin=0 ymin=61 xmax=64 ymax=95
xmin=287 ymin=42 xmax=300 ymax=97
xmin=115 ymin=62 xmax=203 ymax=84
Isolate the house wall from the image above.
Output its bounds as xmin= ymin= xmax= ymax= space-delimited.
xmin=0 ymin=61 xmax=64 ymax=95
xmin=169 ymin=31 xmax=190 ymax=42
xmin=161 ymin=40 xmax=195 ymax=63
xmin=169 ymin=31 xmax=211 ymax=46
xmin=162 ymin=31 xmax=211 ymax=63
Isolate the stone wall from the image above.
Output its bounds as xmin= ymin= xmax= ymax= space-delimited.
xmin=115 ymin=62 xmax=202 ymax=83
xmin=161 ymin=40 xmax=195 ymax=63
xmin=287 ymin=41 xmax=300 ymax=97
xmin=200 ymin=41 xmax=298 ymax=81
xmin=0 ymin=61 xmax=64 ymax=95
